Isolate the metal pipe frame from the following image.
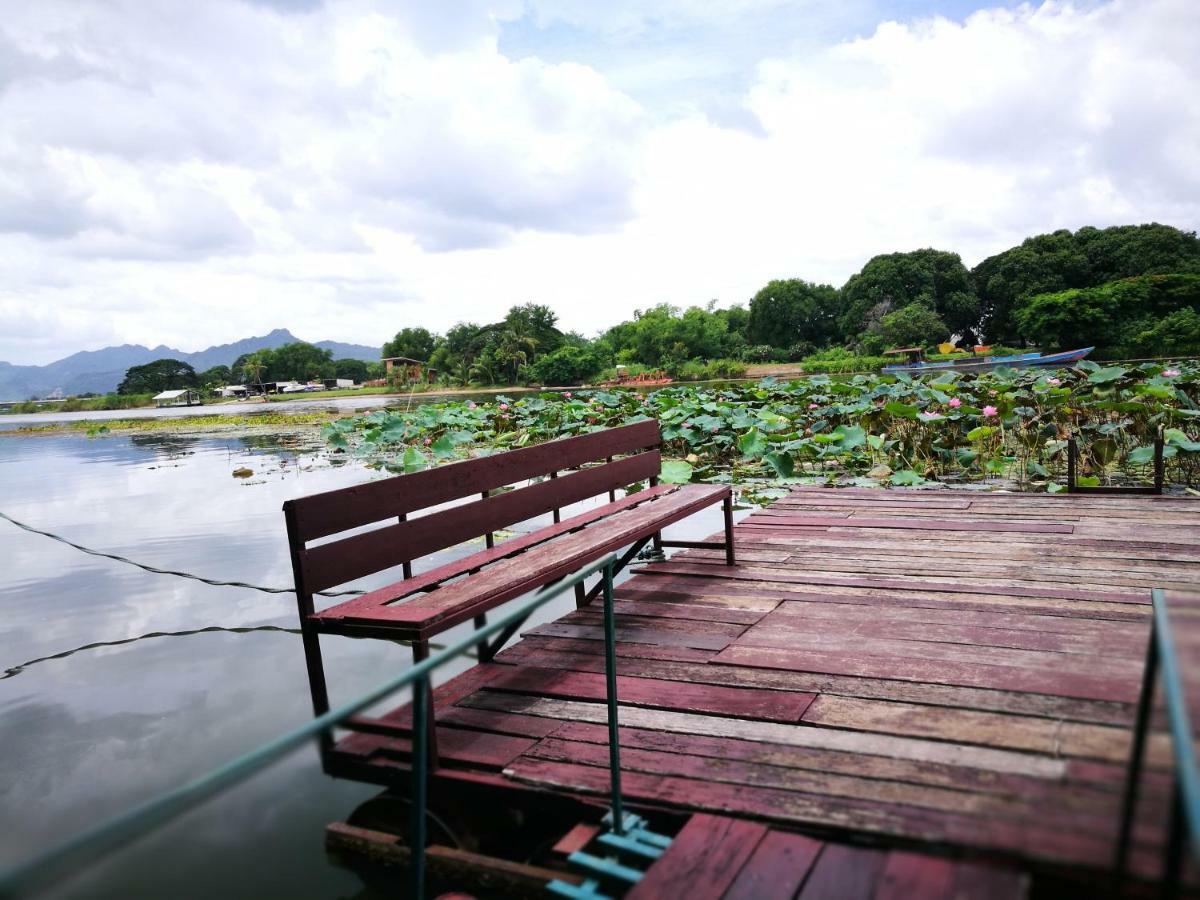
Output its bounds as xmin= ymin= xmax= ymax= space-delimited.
xmin=1114 ymin=588 xmax=1200 ymax=897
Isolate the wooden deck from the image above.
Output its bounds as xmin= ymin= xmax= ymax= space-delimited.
xmin=330 ymin=487 xmax=1200 ymax=891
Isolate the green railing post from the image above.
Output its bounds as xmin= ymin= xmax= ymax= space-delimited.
xmin=602 ymin=559 xmax=624 ymax=836
xmin=410 ymin=674 xmax=429 ymax=899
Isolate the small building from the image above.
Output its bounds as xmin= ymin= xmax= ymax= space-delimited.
xmin=321 ymin=378 xmax=360 ymax=390
xmin=153 ymin=389 xmax=201 ymax=407
xmin=382 ymin=357 xmax=436 ymax=383
xmin=218 ymin=385 xmax=249 ymax=398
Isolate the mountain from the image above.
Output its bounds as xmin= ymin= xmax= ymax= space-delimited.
xmin=0 ymin=329 xmax=382 ymax=400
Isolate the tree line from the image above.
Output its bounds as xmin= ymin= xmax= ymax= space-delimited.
xmin=119 ymin=222 xmax=1200 ymax=394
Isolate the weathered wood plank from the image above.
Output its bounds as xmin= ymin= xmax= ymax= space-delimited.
xmin=712 ymin=644 xmax=1141 ymax=703
xmin=722 ymin=829 xmax=823 ymax=900
xmin=625 ymin=813 xmax=766 ymax=900
xmin=874 ymin=851 xmax=955 ymax=900
xmin=481 ymin=665 xmax=815 ymax=722
xmin=797 ymin=844 xmax=886 ymax=900
xmin=468 ymin=692 xmax=1068 ymax=777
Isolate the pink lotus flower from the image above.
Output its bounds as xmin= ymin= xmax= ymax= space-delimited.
xmin=808 ymin=403 xmax=819 ymax=409
xmin=1047 ymin=377 xmax=1061 ymax=386
xmin=467 ymin=401 xmax=477 ymax=409
xmin=499 ymin=403 xmax=509 ymax=411
xmin=982 ymin=405 xmax=998 ymax=417
xmin=919 ymin=411 xmax=941 ymax=421
xmin=1164 ymin=369 xmax=1181 ymax=377
xmin=948 ymin=397 xmax=962 ymax=408
xmin=423 ymin=437 xmax=431 ymax=445
xmin=564 ymin=391 xmax=572 ymax=398
xmin=710 ymin=425 xmax=720 ymax=433
xmin=682 ymin=422 xmax=692 ymax=429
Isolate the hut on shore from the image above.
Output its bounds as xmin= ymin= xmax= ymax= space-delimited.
xmin=153 ymin=389 xmax=202 ymax=407
xmin=381 ymin=357 xmax=436 ymax=383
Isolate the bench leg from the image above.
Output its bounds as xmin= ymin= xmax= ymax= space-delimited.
xmin=575 ymin=581 xmax=587 ymax=609
xmin=412 ymin=640 xmax=439 ymax=769
xmin=723 ymin=494 xmax=736 ymax=566
xmin=473 ymin=613 xmax=488 ymax=660
xmin=300 ymin=625 xmax=334 ymax=762
xmin=581 ymin=536 xmax=650 ymax=607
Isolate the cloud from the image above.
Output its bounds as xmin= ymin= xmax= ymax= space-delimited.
xmin=0 ymin=0 xmax=1196 ymax=365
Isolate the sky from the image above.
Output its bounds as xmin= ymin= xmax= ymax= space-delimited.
xmin=0 ymin=0 xmax=1197 ymax=365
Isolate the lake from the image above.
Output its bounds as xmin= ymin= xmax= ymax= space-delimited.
xmin=0 ymin=429 xmax=735 ymax=897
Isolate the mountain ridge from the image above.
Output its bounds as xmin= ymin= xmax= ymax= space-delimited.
xmin=0 ymin=329 xmax=381 ymax=399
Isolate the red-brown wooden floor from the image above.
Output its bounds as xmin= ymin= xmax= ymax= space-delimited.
xmin=332 ymin=487 xmax=1200 ymax=890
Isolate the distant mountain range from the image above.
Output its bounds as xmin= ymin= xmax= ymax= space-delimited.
xmin=0 ymin=329 xmax=381 ymax=400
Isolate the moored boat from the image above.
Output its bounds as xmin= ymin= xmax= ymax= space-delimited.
xmin=881 ymin=346 xmax=1093 ymax=375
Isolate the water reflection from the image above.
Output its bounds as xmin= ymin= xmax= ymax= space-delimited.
xmin=0 ymin=430 xmax=736 ymax=897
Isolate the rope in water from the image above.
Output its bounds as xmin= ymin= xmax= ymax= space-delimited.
xmin=0 ymin=510 xmax=365 ymax=597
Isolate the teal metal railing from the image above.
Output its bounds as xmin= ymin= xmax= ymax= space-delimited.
xmin=0 ymin=554 xmax=626 ymax=900
xmin=1116 ymin=587 xmax=1200 ymax=894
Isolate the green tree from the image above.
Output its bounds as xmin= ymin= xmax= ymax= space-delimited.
xmin=382 ymin=327 xmax=438 ymax=361
xmin=528 ymin=344 xmax=605 ymax=385
xmin=117 ymin=359 xmax=198 ymax=395
xmin=1013 ymin=274 xmax=1200 ymax=356
xmin=196 ymin=365 xmax=232 ymax=388
xmin=333 ymin=358 xmax=370 ymax=382
xmin=268 ymin=342 xmax=335 ymax=381
xmin=747 ymin=280 xmax=841 ymax=348
xmin=974 ymin=224 xmax=1200 ymax=343
xmin=503 ymin=303 xmax=563 ymax=357
xmin=878 ymin=303 xmax=950 ymax=349
xmin=840 ymin=250 xmax=979 ymax=341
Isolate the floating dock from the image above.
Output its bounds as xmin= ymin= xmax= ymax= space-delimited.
xmin=326 ymin=487 xmax=1200 ymax=895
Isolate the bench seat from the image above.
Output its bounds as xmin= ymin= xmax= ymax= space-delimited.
xmin=314 ymin=481 xmax=729 ymax=642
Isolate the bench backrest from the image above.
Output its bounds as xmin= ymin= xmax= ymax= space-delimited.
xmin=284 ymin=419 xmax=662 ymax=596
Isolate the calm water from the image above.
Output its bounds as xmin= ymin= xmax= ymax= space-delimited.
xmin=0 ymin=430 xmax=735 ymax=898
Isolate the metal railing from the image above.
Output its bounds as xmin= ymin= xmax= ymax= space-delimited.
xmin=1115 ymin=588 xmax=1200 ymax=896
xmin=0 ymin=554 xmax=627 ymax=900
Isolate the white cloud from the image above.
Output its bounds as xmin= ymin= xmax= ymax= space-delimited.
xmin=0 ymin=0 xmax=1196 ymax=364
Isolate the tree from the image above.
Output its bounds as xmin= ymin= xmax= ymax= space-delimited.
xmin=196 ymin=365 xmax=232 ymax=388
xmin=747 ymin=280 xmax=841 ymax=349
xmin=840 ymin=250 xmax=979 ymax=341
xmin=1014 ymin=274 xmax=1200 ymax=356
xmin=333 ymin=358 xmax=370 ymax=382
xmin=503 ymin=303 xmax=563 ymax=358
xmin=974 ymin=224 xmax=1200 ymax=343
xmin=528 ymin=345 xmax=605 ymax=385
xmin=878 ymin=303 xmax=950 ymax=349
xmin=268 ymin=342 xmax=335 ymax=382
xmin=117 ymin=359 xmax=197 ymax=395
xmin=382 ymin=327 xmax=437 ymax=361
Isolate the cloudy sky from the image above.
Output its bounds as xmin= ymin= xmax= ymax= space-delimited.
xmin=1 ymin=0 xmax=1196 ymax=365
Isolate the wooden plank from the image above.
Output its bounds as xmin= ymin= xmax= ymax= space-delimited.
xmin=735 ymin=514 xmax=1074 ymax=534
xmin=722 ymin=830 xmax=823 ymax=900
xmin=874 ymin=851 xmax=954 ymax=900
xmin=948 ymin=863 xmax=1030 ymax=900
xmin=733 ymin=619 xmax=1144 ymax=679
xmin=338 ymin=724 xmax=537 ymax=770
xmin=287 ymin=418 xmax=662 ymax=540
xmin=320 ymin=483 xmax=682 ymax=620
xmin=467 ymin=692 xmax=1069 ymax=778
xmin=800 ymin=695 xmax=1164 ymax=764
xmin=496 ymin=639 xmax=1135 ymax=725
xmin=626 ymin=813 xmax=766 ymax=900
xmin=481 ymin=665 xmax=815 ymax=722
xmin=712 ymin=644 xmax=1140 ymax=704
xmin=797 ymin=844 xmax=886 ymax=899
xmin=546 ymin=721 xmax=1118 ymax=807
xmin=302 ymin=451 xmax=660 ymax=591
xmin=334 ymin=482 xmax=730 ymax=636
xmin=523 ymin=736 xmax=1126 ymax=833
xmin=526 ymin=622 xmax=734 ymax=652
xmin=635 ymin=562 xmax=1146 ymax=605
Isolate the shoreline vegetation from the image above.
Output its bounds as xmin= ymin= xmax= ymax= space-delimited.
xmin=309 ymin=361 xmax=1199 ymax=494
xmin=9 ymin=361 xmax=1199 ymax=496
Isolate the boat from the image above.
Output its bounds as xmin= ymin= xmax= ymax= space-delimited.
xmin=881 ymin=346 xmax=1093 ymax=375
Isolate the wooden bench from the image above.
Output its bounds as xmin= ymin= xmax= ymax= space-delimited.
xmin=283 ymin=420 xmax=734 ymax=764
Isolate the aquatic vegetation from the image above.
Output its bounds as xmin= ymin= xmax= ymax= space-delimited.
xmin=325 ymin=360 xmax=1200 ymax=491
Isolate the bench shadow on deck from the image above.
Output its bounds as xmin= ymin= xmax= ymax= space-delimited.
xmin=327 ymin=487 xmax=1200 ymax=895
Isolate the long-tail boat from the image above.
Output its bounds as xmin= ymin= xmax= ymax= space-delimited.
xmin=881 ymin=346 xmax=1093 ymax=375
